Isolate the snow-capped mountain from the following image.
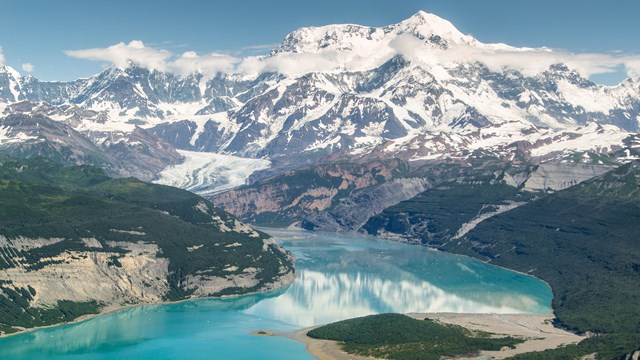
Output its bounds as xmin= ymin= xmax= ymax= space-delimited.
xmin=1 ymin=11 xmax=639 ymax=175
xmin=0 ymin=113 xmax=183 ymax=180
xmin=0 ymin=65 xmax=23 ymax=103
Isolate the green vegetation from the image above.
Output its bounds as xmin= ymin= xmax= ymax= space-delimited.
xmin=450 ymin=162 xmax=640 ymax=335
xmin=308 ymin=313 xmax=523 ymax=360
xmin=0 ymin=285 xmax=101 ymax=329
xmin=0 ymin=324 xmax=18 ymax=335
xmin=510 ymin=334 xmax=640 ymax=360
xmin=364 ymin=161 xmax=640 ymax=358
xmin=363 ymin=180 xmax=536 ymax=242
xmin=0 ymin=156 xmax=293 ymax=331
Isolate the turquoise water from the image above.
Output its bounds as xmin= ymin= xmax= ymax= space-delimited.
xmin=0 ymin=229 xmax=552 ymax=359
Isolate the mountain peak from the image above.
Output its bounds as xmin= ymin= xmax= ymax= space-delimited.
xmin=275 ymin=11 xmax=475 ymax=55
xmin=402 ymin=10 xmax=449 ymax=26
xmin=0 ymin=65 xmax=23 ymax=103
xmin=0 ymin=65 xmax=21 ymax=79
xmin=395 ymin=11 xmax=473 ymax=46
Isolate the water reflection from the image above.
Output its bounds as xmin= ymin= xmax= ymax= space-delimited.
xmin=247 ymin=269 xmax=545 ymax=327
xmin=245 ymin=231 xmax=550 ymax=326
xmin=0 ymin=229 xmax=551 ymax=359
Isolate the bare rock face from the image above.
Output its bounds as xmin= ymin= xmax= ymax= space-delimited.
xmin=182 ymin=237 xmax=294 ymax=298
xmin=0 ymin=238 xmax=170 ymax=307
xmin=620 ymin=349 xmax=640 ymax=360
xmin=99 ymin=126 xmax=184 ymax=181
xmin=301 ymin=178 xmax=431 ymax=231
xmin=0 ymin=234 xmax=294 ymax=316
xmin=523 ymin=163 xmax=616 ymax=192
xmin=210 ymin=159 xmax=407 ymax=227
xmin=212 ymin=157 xmax=624 ymax=234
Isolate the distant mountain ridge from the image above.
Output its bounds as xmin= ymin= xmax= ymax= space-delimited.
xmin=1 ymin=11 xmax=639 ymax=175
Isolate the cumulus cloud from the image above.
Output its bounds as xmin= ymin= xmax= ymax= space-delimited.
xmin=622 ymin=57 xmax=640 ymax=77
xmin=64 ymin=38 xmax=640 ymax=81
xmin=170 ymin=51 xmax=239 ymax=76
xmin=389 ymin=35 xmax=640 ymax=78
xmin=237 ymin=51 xmax=342 ymax=76
xmin=21 ymin=63 xmax=34 ymax=72
xmin=66 ymin=41 xmax=244 ymax=78
xmin=65 ymin=40 xmax=171 ymax=72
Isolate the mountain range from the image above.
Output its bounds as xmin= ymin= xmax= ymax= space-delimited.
xmin=1 ymin=11 xmax=639 ymax=181
xmin=1 ymin=10 xmax=640 ymax=357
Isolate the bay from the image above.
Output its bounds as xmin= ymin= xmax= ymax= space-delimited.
xmin=0 ymin=229 xmax=552 ymax=359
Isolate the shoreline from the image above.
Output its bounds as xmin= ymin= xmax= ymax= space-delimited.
xmin=265 ymin=227 xmax=556 ymax=309
xmin=371 ymin=230 xmax=556 ymax=292
xmin=283 ymin=325 xmax=375 ymax=360
xmin=255 ymin=228 xmax=581 ymax=359
xmin=0 ymin=270 xmax=296 ymax=340
xmin=265 ymin=227 xmax=553 ymax=284
xmin=2 ymin=228 xmax=573 ymax=360
xmin=281 ymin=312 xmax=585 ymax=360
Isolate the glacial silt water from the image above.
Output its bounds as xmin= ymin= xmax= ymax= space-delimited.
xmin=0 ymin=229 xmax=552 ymax=359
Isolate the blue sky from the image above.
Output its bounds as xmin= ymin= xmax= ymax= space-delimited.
xmin=1 ymin=0 xmax=638 ymax=84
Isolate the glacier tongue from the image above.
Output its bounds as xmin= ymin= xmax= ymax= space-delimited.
xmin=153 ymin=150 xmax=271 ymax=196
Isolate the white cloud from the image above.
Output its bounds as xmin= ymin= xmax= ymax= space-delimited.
xmin=21 ymin=63 xmax=34 ymax=72
xmin=622 ymin=57 xmax=640 ymax=77
xmin=64 ymin=38 xmax=640 ymax=82
xmin=65 ymin=40 xmax=171 ymax=72
xmin=242 ymin=43 xmax=279 ymax=51
xmin=0 ymin=47 xmax=5 ymax=66
xmin=237 ymin=51 xmax=342 ymax=76
xmin=388 ymin=35 xmax=640 ymax=79
xmin=170 ymin=51 xmax=239 ymax=76
xmin=66 ymin=41 xmax=240 ymax=78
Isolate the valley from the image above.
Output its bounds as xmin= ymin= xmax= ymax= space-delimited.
xmin=0 ymin=8 xmax=639 ymax=360
xmin=0 ymin=229 xmax=554 ymax=359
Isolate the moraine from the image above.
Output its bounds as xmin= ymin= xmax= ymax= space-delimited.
xmin=0 ymin=229 xmax=552 ymax=359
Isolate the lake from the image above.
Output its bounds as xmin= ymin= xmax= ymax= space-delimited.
xmin=0 ymin=229 xmax=552 ymax=359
